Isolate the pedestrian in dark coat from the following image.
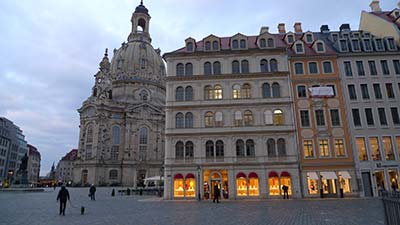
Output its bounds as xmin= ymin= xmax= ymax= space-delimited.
xmin=89 ymin=184 xmax=96 ymax=200
xmin=213 ymin=183 xmax=220 ymax=203
xmin=56 ymin=186 xmax=70 ymax=216
xmin=282 ymin=185 xmax=289 ymax=199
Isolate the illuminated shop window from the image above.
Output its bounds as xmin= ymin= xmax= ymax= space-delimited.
xmin=185 ymin=174 xmax=196 ymax=197
xmin=173 ymin=174 xmax=184 ymax=197
xmin=268 ymin=171 xmax=280 ymax=196
xmin=338 ymin=171 xmax=351 ymax=193
xmin=389 ymin=169 xmax=399 ymax=192
xmin=307 ymin=172 xmax=319 ymax=194
xmin=236 ymin=172 xmax=247 ymax=196
xmin=321 ymin=172 xmax=337 ymax=194
xmin=248 ymin=172 xmax=259 ymax=196
xmin=280 ymin=171 xmax=292 ymax=195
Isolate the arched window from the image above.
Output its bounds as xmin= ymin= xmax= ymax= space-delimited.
xmin=204 ymin=85 xmax=213 ymax=100
xmin=306 ymin=34 xmax=313 ymax=43
xmin=214 ymin=85 xmax=223 ymax=99
xmin=241 ymin=60 xmax=249 ymax=73
xmin=277 ymin=138 xmax=286 ymax=156
xmin=244 ymin=110 xmax=253 ymax=126
xmin=273 ymin=109 xmax=284 ymax=125
xmin=264 ymin=110 xmax=273 ymax=125
xmin=316 ymin=42 xmax=324 ymax=52
xmin=176 ymin=86 xmax=184 ymax=101
xmin=248 ymin=172 xmax=260 ymax=196
xmin=186 ymin=42 xmax=193 ymax=52
xmin=176 ymin=63 xmax=184 ymax=76
xmin=213 ymin=61 xmax=221 ymax=75
xmin=240 ymin=39 xmax=246 ymax=48
xmin=246 ymin=139 xmax=255 ymax=156
xmin=232 ymin=60 xmax=240 ymax=74
xmin=270 ymin=59 xmax=278 ymax=72
xmin=174 ymin=174 xmax=184 ymax=197
xmin=280 ymin=172 xmax=292 ymax=196
xmin=232 ymin=40 xmax=239 ymax=49
xmin=206 ymin=140 xmax=214 ymax=157
xmin=233 ymin=84 xmax=241 ymax=99
xmin=185 ymin=141 xmax=194 ymax=158
xmin=111 ymin=126 xmax=120 ymax=160
xmin=262 ymin=83 xmax=271 ymax=98
xmin=267 ymin=139 xmax=276 ymax=157
xmin=175 ymin=113 xmax=184 ymax=128
xmin=185 ymin=86 xmax=193 ymax=101
xmin=260 ymin=59 xmax=269 ymax=72
xmin=139 ymin=127 xmax=148 ymax=161
xmin=205 ymin=112 xmax=214 ymax=127
xmin=185 ymin=112 xmax=193 ymax=128
xmin=268 ymin=171 xmax=279 ymax=196
xmin=215 ymin=111 xmax=224 ymax=127
xmin=185 ymin=63 xmax=193 ymax=76
xmin=260 ymin=38 xmax=266 ymax=48
xmin=205 ymin=41 xmax=211 ymax=51
xmin=216 ymin=140 xmax=224 ymax=157
xmin=272 ymin=82 xmax=280 ymax=97
xmin=236 ymin=139 xmax=245 ymax=157
xmin=140 ymin=90 xmax=149 ymax=101
xmin=109 ymin=170 xmax=118 ymax=180
xmin=85 ymin=125 xmax=93 ymax=160
xmin=267 ymin=38 xmax=274 ymax=47
xmin=212 ymin=41 xmax=219 ymax=50
xmin=204 ymin=62 xmax=212 ymax=75
xmin=234 ymin=111 xmax=243 ymax=126
xmin=236 ymin=172 xmax=247 ymax=196
xmin=242 ymin=83 xmax=251 ymax=98
xmin=175 ymin=141 xmax=184 ymax=159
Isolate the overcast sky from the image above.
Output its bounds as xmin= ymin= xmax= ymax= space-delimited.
xmin=0 ymin=0 xmax=396 ymax=176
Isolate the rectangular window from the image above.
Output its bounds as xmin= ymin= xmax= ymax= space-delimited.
xmin=300 ymin=110 xmax=310 ymax=127
xmin=365 ymin=108 xmax=374 ymax=126
xmin=304 ymin=140 xmax=314 ymax=158
xmin=294 ymin=63 xmax=304 ymax=74
xmin=381 ymin=60 xmax=390 ymax=75
xmin=386 ymin=83 xmax=395 ymax=99
xmin=330 ymin=109 xmax=340 ymax=126
xmin=297 ymin=86 xmax=307 ymax=98
xmin=393 ymin=60 xmax=400 ymax=75
xmin=369 ymin=137 xmax=381 ymax=161
xmin=352 ymin=109 xmax=361 ymax=126
xmin=360 ymin=84 xmax=370 ymax=100
xmin=356 ymin=137 xmax=368 ymax=161
xmin=315 ymin=110 xmax=325 ymax=126
xmin=383 ymin=136 xmax=395 ymax=160
xmin=351 ymin=39 xmax=360 ymax=51
xmin=309 ymin=62 xmax=318 ymax=74
xmin=397 ymin=137 xmax=400 ymax=158
xmin=340 ymin=40 xmax=348 ymax=52
xmin=378 ymin=108 xmax=388 ymax=126
xmin=375 ymin=39 xmax=384 ymax=51
xmin=319 ymin=139 xmax=329 ymax=157
xmin=373 ymin=84 xmax=382 ymax=99
xmin=348 ymin=84 xmax=357 ymax=100
xmin=344 ymin=61 xmax=352 ymax=76
xmin=335 ymin=139 xmax=346 ymax=157
xmin=356 ymin=61 xmax=365 ymax=76
xmin=387 ymin=38 xmax=396 ymax=50
xmin=296 ymin=43 xmax=303 ymax=53
xmin=368 ymin=61 xmax=377 ymax=75
xmin=323 ymin=61 xmax=332 ymax=73
xmin=364 ymin=39 xmax=372 ymax=51
xmin=391 ymin=107 xmax=400 ymax=125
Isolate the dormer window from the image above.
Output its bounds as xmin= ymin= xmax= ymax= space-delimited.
xmin=205 ymin=41 xmax=211 ymax=51
xmin=295 ymin=42 xmax=304 ymax=53
xmin=339 ymin=39 xmax=348 ymax=52
xmin=342 ymin=33 xmax=349 ymax=39
xmin=212 ymin=41 xmax=219 ymax=50
xmin=260 ymin=38 xmax=266 ymax=48
xmin=386 ymin=38 xmax=397 ymax=50
xmin=287 ymin=34 xmax=294 ymax=44
xmin=391 ymin=10 xmax=400 ymax=18
xmin=351 ymin=39 xmax=361 ymax=52
xmin=240 ymin=39 xmax=246 ymax=48
xmin=352 ymin=32 xmax=360 ymax=39
xmin=375 ymin=38 xmax=385 ymax=51
xmin=305 ymin=33 xmax=313 ymax=43
xmin=363 ymin=39 xmax=372 ymax=51
xmin=267 ymin=38 xmax=274 ymax=48
xmin=316 ymin=42 xmax=325 ymax=52
xmin=186 ymin=42 xmax=194 ymax=52
xmin=331 ymin=33 xmax=339 ymax=42
xmin=232 ymin=40 xmax=239 ymax=49
xmin=363 ymin=32 xmax=371 ymax=38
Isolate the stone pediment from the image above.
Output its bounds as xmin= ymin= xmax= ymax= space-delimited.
xmin=126 ymin=103 xmax=163 ymax=117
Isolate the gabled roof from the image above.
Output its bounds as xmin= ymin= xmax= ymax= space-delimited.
xmin=61 ymin=149 xmax=77 ymax=161
xmin=370 ymin=10 xmax=400 ymax=28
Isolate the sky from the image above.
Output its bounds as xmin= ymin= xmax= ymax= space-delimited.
xmin=0 ymin=0 xmax=396 ymax=176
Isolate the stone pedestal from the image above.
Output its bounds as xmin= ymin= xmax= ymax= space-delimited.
xmin=14 ymin=170 xmax=29 ymax=187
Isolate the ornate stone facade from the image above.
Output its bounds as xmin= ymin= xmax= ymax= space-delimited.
xmin=73 ymin=2 xmax=165 ymax=187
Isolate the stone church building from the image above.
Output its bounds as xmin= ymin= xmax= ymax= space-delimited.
xmin=73 ymin=2 xmax=165 ymax=186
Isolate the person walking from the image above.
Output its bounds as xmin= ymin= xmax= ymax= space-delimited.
xmin=56 ymin=186 xmax=70 ymax=216
xmin=89 ymin=184 xmax=96 ymax=200
xmin=212 ymin=182 xmax=220 ymax=203
xmin=282 ymin=185 xmax=289 ymax=199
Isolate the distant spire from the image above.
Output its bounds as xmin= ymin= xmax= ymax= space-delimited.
xmin=104 ymin=48 xmax=108 ymax=57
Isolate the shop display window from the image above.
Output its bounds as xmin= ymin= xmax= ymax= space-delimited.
xmin=248 ymin=172 xmax=259 ymax=196
xmin=322 ymin=179 xmax=337 ymax=194
xmin=174 ymin=174 xmax=184 ymax=197
xmin=280 ymin=172 xmax=292 ymax=195
xmin=339 ymin=177 xmax=351 ymax=193
xmin=307 ymin=177 xmax=318 ymax=194
xmin=185 ymin=174 xmax=196 ymax=197
xmin=268 ymin=171 xmax=280 ymax=196
xmin=375 ymin=170 xmax=385 ymax=190
xmin=389 ymin=170 xmax=399 ymax=192
xmin=236 ymin=172 xmax=247 ymax=196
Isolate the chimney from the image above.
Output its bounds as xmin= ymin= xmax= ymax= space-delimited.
xmin=320 ymin=25 xmax=330 ymax=33
xmin=278 ymin=23 xmax=286 ymax=34
xmin=260 ymin=26 xmax=269 ymax=34
xmin=294 ymin=22 xmax=302 ymax=33
xmin=339 ymin=24 xmax=351 ymax=32
xmin=369 ymin=0 xmax=381 ymax=12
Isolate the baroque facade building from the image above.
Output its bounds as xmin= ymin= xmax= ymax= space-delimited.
xmin=56 ymin=149 xmax=77 ymax=185
xmin=163 ymin=27 xmax=300 ymax=200
xmin=73 ymin=2 xmax=166 ymax=186
xmin=27 ymin=144 xmax=41 ymax=187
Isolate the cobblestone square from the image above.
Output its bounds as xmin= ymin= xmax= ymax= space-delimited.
xmin=0 ymin=188 xmax=386 ymax=225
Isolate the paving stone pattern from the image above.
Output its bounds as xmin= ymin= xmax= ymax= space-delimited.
xmin=0 ymin=188 xmax=386 ymax=225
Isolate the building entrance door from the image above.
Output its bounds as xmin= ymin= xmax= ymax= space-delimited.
xmin=362 ymin=172 xmax=373 ymax=197
xmin=210 ymin=179 xmax=222 ymax=200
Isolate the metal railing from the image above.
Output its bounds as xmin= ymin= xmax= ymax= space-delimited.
xmin=381 ymin=191 xmax=400 ymax=225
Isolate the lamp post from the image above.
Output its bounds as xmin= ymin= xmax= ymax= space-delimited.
xmin=159 ymin=165 xmax=164 ymax=197
xmin=197 ymin=165 xmax=201 ymax=201
xmin=320 ymin=175 xmax=323 ymax=198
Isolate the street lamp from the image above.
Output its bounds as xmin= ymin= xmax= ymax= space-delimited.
xmin=197 ymin=165 xmax=201 ymax=201
xmin=159 ymin=165 xmax=164 ymax=197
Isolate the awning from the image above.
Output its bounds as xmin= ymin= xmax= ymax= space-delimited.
xmin=144 ymin=176 xmax=163 ymax=181
xmin=185 ymin=173 xmax=195 ymax=179
xmin=280 ymin=171 xmax=290 ymax=177
xmin=307 ymin=172 xmax=319 ymax=180
xmin=173 ymin=174 xmax=183 ymax=179
xmin=308 ymin=86 xmax=335 ymax=98
xmin=339 ymin=171 xmax=351 ymax=179
xmin=320 ymin=171 xmax=338 ymax=179
xmin=269 ymin=171 xmax=278 ymax=178
xmin=236 ymin=172 xmax=246 ymax=179
xmin=248 ymin=172 xmax=258 ymax=178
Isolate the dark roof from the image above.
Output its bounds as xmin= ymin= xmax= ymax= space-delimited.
xmin=61 ymin=149 xmax=78 ymax=161
xmin=370 ymin=10 xmax=400 ymax=28
xmin=134 ymin=2 xmax=149 ymax=16
xmin=28 ymin=144 xmax=41 ymax=158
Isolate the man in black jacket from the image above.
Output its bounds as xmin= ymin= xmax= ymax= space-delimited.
xmin=56 ymin=186 xmax=70 ymax=215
